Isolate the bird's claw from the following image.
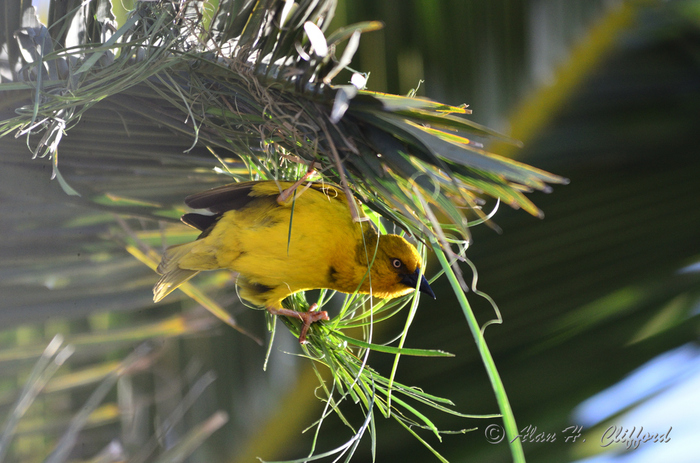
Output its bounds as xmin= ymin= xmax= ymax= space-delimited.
xmin=276 ymin=169 xmax=317 ymax=205
xmin=267 ymin=304 xmax=329 ymax=344
xmin=298 ymin=305 xmax=329 ymax=344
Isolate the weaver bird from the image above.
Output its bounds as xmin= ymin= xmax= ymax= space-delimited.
xmin=153 ymin=180 xmax=435 ymax=343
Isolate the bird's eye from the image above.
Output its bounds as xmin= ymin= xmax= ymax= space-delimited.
xmin=392 ymin=259 xmax=402 ymax=269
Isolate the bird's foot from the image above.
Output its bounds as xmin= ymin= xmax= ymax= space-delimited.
xmin=268 ymin=303 xmax=329 ymax=344
xmin=276 ymin=169 xmax=317 ymax=205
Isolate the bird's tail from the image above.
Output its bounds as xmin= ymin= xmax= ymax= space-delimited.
xmin=153 ymin=242 xmax=201 ymax=302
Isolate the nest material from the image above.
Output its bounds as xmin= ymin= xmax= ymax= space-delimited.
xmin=1 ymin=0 xmax=566 ymax=248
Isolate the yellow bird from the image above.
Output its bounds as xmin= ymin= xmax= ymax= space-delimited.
xmin=153 ymin=180 xmax=434 ymax=343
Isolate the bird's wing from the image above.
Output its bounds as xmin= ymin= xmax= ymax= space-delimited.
xmin=181 ymin=180 xmax=359 ymax=234
xmin=184 ymin=181 xmax=259 ymax=213
xmin=185 ymin=181 xmax=350 ymax=213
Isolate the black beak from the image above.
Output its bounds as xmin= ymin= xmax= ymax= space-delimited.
xmin=401 ymin=268 xmax=436 ymax=300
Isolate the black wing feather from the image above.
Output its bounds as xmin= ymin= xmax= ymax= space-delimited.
xmin=184 ymin=182 xmax=257 ymax=213
xmin=181 ymin=213 xmax=218 ymax=232
xmin=183 ymin=181 xmax=350 ymax=225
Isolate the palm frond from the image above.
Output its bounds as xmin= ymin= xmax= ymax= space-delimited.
xmin=1 ymin=0 xmax=565 ymax=241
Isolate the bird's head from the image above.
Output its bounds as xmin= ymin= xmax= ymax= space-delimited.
xmin=364 ymin=234 xmax=436 ymax=300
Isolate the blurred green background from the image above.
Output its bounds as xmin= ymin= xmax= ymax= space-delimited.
xmin=2 ymin=1 xmax=700 ymax=462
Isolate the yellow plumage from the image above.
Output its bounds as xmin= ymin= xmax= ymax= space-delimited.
xmin=154 ymin=181 xmax=434 ymax=342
